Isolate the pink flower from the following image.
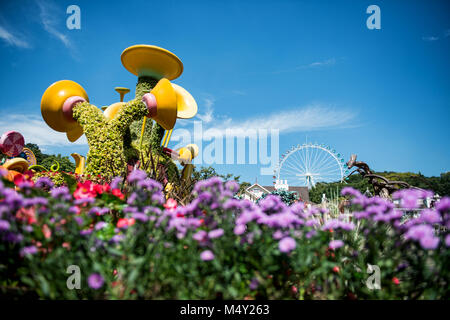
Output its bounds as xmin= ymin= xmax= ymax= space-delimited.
xmin=193 ymin=230 xmax=207 ymax=242
xmin=208 ymin=228 xmax=224 ymax=239
xmin=329 ymin=240 xmax=344 ymax=250
xmin=200 ymin=250 xmax=215 ymax=261
xmin=117 ymin=218 xmax=135 ymax=229
xmin=112 ymin=188 xmax=125 ymax=200
xmin=42 ymin=224 xmax=51 ymax=239
xmin=73 ymin=181 xmax=97 ymax=199
xmin=16 ymin=207 xmax=37 ymax=225
xmin=279 ymin=237 xmax=296 ymax=253
xmin=234 ymin=224 xmax=246 ymax=235
xmin=164 ymin=198 xmax=177 ymax=211
xmin=420 ymin=236 xmax=439 ymax=250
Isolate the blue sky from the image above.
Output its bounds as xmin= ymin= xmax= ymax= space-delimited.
xmin=0 ymin=0 xmax=449 ymax=185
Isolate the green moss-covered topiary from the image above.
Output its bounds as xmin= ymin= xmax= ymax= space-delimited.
xmin=70 ymin=75 xmax=180 ymax=181
xmin=73 ymin=98 xmax=148 ymax=178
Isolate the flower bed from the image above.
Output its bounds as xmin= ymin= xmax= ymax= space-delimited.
xmin=0 ymin=168 xmax=448 ymax=299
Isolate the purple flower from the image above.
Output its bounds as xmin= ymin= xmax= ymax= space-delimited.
xmin=4 ymin=232 xmax=23 ymax=243
xmin=127 ymin=169 xmax=147 ymax=183
xmin=151 ymin=192 xmax=165 ymax=205
xmin=194 ymin=177 xmax=223 ymax=193
xmin=110 ymin=176 xmax=123 ymax=190
xmin=89 ymin=207 xmax=109 ymax=216
xmin=305 ymin=218 xmax=320 ymax=227
xmin=208 ymin=228 xmax=224 ymax=239
xmin=393 ymin=189 xmax=431 ymax=210
xmin=50 ymin=186 xmax=71 ymax=201
xmin=420 ymin=210 xmax=441 ymax=224
xmin=329 ymin=240 xmax=344 ymax=250
xmin=20 ymin=245 xmax=37 ymax=257
xmin=193 ymin=230 xmax=207 ymax=242
xmin=249 ymin=278 xmax=259 ymax=290
xmin=234 ymin=224 xmax=246 ymax=235
xmin=436 ymin=197 xmax=450 ymax=213
xmin=23 ymin=197 xmax=48 ymax=207
xmin=200 ymin=250 xmax=215 ymax=261
xmin=306 ymin=230 xmax=317 ymax=239
xmin=18 ymin=180 xmax=34 ymax=190
xmin=259 ymin=195 xmax=286 ymax=215
xmin=225 ymin=180 xmax=239 ymax=193
xmin=341 ymin=187 xmax=362 ymax=198
xmin=80 ymin=229 xmax=92 ymax=236
xmin=74 ymin=217 xmax=83 ymax=226
xmin=22 ymin=225 xmax=33 ymax=233
xmin=74 ymin=197 xmax=95 ymax=205
xmin=35 ymin=177 xmax=54 ymax=189
xmin=109 ymin=234 xmax=125 ymax=244
xmin=0 ymin=220 xmax=10 ymax=231
xmin=339 ymin=222 xmax=355 ymax=231
xmin=88 ymin=273 xmax=104 ymax=289
xmin=95 ymin=222 xmax=107 ymax=230
xmin=137 ymin=178 xmax=162 ymax=192
xmin=132 ymin=212 xmax=148 ymax=222
xmin=405 ymin=224 xmax=434 ymax=241
xmin=445 ymin=234 xmax=450 ymax=247
xmin=1 ymin=189 xmax=24 ymax=208
xmin=420 ymin=236 xmax=439 ymax=250
xmin=279 ymin=237 xmax=296 ymax=253
xmin=224 ymin=198 xmax=244 ymax=211
xmin=272 ymin=230 xmax=284 ymax=240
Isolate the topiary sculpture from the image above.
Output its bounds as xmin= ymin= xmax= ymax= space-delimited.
xmin=40 ymin=45 xmax=198 ymax=181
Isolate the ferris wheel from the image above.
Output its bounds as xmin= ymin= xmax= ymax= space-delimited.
xmin=273 ymin=143 xmax=349 ymax=189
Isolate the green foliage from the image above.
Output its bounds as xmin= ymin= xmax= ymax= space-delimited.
xmin=259 ymin=190 xmax=298 ymax=205
xmin=309 ymin=171 xmax=450 ymax=203
xmin=309 ymin=174 xmax=371 ymax=203
xmin=25 ymin=143 xmax=75 ymax=172
xmin=192 ymin=166 xmax=249 ymax=192
xmin=24 ymin=143 xmax=45 ymax=164
xmin=72 ymin=99 xmax=148 ymax=177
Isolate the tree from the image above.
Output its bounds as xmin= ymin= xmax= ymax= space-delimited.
xmin=41 ymin=154 xmax=75 ymax=172
xmin=309 ymin=171 xmax=450 ymax=204
xmin=192 ymin=166 xmax=250 ymax=192
xmin=23 ymin=143 xmax=75 ymax=172
xmin=258 ymin=190 xmax=298 ymax=206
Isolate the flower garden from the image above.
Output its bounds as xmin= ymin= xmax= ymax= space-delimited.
xmin=0 ymin=168 xmax=449 ymax=299
xmin=0 ymin=44 xmax=448 ymax=300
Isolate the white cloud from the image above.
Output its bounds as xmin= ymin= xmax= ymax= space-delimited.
xmin=36 ymin=0 xmax=71 ymax=48
xmin=422 ymin=29 xmax=450 ymax=42
xmin=196 ymin=104 xmax=356 ymax=140
xmin=305 ymin=58 xmax=336 ymax=68
xmin=272 ymin=58 xmax=337 ymax=74
xmin=422 ymin=36 xmax=439 ymax=42
xmin=0 ymin=25 xmax=30 ymax=48
xmin=195 ymin=97 xmax=215 ymax=124
xmin=0 ymin=113 xmax=87 ymax=147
